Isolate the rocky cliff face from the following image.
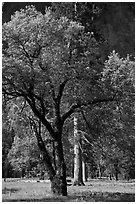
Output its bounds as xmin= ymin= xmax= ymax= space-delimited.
xmin=94 ymin=3 xmax=135 ymax=57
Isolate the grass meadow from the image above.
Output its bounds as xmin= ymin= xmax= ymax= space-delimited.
xmin=2 ymin=178 xmax=135 ymax=202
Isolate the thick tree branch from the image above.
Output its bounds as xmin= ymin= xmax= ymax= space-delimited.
xmin=33 ymin=93 xmax=47 ymax=117
xmin=80 ymin=109 xmax=92 ymax=134
xmin=38 ymin=62 xmax=56 ymax=102
xmin=62 ymin=91 xmax=118 ymax=123
xmin=3 ymin=79 xmax=58 ymax=141
xmin=28 ymin=117 xmax=56 ymax=180
xmin=26 ymin=95 xmax=58 ymax=141
xmin=19 ymin=40 xmax=33 ymax=65
xmin=62 ymin=103 xmax=80 ymax=122
xmin=54 ymin=79 xmax=69 ymax=128
xmin=57 ymin=79 xmax=69 ymax=104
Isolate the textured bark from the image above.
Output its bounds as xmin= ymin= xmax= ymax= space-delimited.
xmin=51 ymin=163 xmax=67 ymax=196
xmin=51 ymin=138 xmax=67 ymax=196
xmin=73 ymin=116 xmax=84 ymax=186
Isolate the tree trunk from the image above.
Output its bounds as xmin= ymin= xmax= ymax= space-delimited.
xmin=52 ymin=140 xmax=57 ymax=170
xmin=4 ymin=160 xmax=8 ymax=182
xmin=109 ymin=174 xmax=112 ymax=180
xmin=72 ymin=162 xmax=74 ymax=178
xmin=115 ymin=172 xmax=118 ymax=181
xmin=114 ymin=162 xmax=119 ymax=181
xmin=82 ymin=160 xmax=87 ymax=182
xmin=73 ymin=116 xmax=85 ymax=186
xmin=33 ymin=119 xmax=67 ymax=196
xmin=51 ymin=163 xmax=67 ymax=196
xmin=98 ymin=164 xmax=101 ymax=178
xmin=115 ymin=166 xmax=118 ymax=181
xmin=51 ymin=138 xmax=67 ymax=196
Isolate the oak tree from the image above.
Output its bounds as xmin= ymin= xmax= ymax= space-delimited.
xmin=2 ymin=6 xmax=124 ymax=195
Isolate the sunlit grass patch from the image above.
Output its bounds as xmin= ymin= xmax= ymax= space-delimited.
xmin=2 ymin=179 xmax=135 ymax=202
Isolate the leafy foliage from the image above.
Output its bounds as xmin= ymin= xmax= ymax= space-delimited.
xmin=80 ymin=51 xmax=135 ymax=179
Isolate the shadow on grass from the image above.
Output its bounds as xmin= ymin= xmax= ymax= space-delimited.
xmin=75 ymin=192 xmax=135 ymax=202
xmin=2 ymin=192 xmax=135 ymax=202
xmin=2 ymin=187 xmax=20 ymax=195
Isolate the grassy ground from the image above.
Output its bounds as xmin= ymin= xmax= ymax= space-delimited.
xmin=2 ymin=178 xmax=135 ymax=202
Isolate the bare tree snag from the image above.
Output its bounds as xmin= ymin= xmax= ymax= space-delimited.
xmin=73 ymin=115 xmax=85 ymax=186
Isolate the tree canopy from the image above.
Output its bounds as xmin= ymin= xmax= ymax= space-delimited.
xmin=3 ymin=6 xmax=116 ymax=132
